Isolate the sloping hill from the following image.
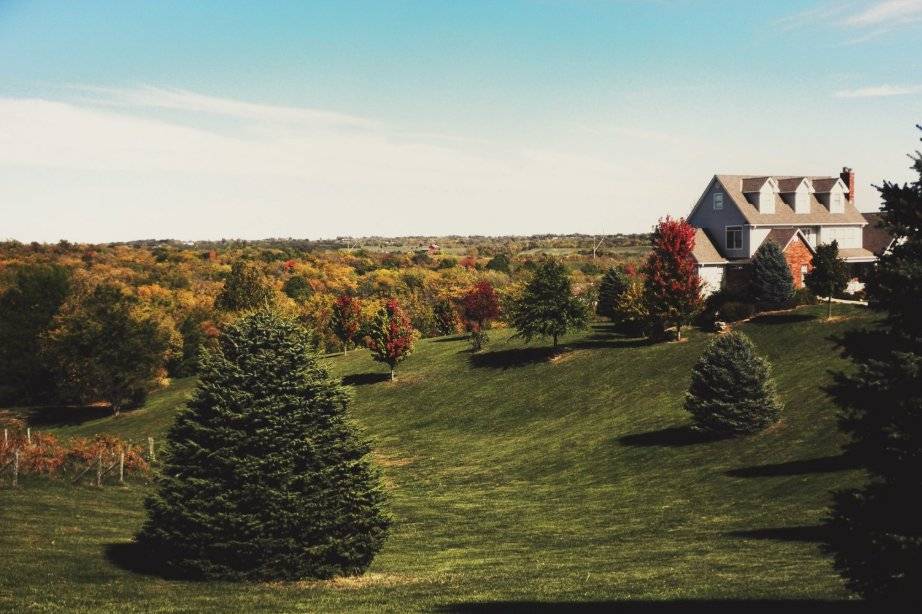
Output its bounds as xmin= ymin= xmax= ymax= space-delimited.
xmin=0 ymin=305 xmax=874 ymax=612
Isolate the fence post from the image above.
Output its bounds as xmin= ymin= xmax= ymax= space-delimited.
xmin=148 ymin=437 xmax=155 ymax=462
xmin=96 ymin=453 xmax=103 ymax=488
xmin=12 ymin=449 xmax=18 ymax=488
xmin=119 ymin=452 xmax=125 ymax=485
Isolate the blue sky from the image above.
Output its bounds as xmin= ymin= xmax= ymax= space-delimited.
xmin=1 ymin=0 xmax=921 ymax=242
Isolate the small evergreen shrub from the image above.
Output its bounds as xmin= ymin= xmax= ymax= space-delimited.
xmin=793 ymin=287 xmax=818 ymax=306
xmin=685 ymin=332 xmax=783 ymax=435
xmin=750 ymin=241 xmax=794 ymax=310
xmin=718 ymin=301 xmax=756 ymax=322
xmin=137 ymin=311 xmax=390 ymax=580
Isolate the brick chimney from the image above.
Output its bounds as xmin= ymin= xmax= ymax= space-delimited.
xmin=840 ymin=167 xmax=855 ymax=203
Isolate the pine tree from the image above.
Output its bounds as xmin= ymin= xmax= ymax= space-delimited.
xmin=596 ymin=267 xmax=629 ymax=320
xmin=137 ymin=311 xmax=390 ymax=580
xmin=642 ymin=217 xmax=703 ymax=340
xmin=805 ymin=241 xmax=848 ymax=319
xmin=750 ymin=240 xmax=794 ymax=310
xmin=685 ymin=332 xmax=782 ymax=435
xmin=506 ymin=259 xmax=589 ymax=348
xmin=826 ymin=126 xmax=922 ymax=604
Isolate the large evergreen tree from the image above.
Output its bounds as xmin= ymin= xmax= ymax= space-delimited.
xmin=596 ymin=266 xmax=629 ymax=320
xmin=506 ymin=259 xmax=589 ymax=347
xmin=642 ymin=217 xmax=703 ymax=340
xmin=750 ymin=240 xmax=794 ymax=310
xmin=685 ymin=332 xmax=782 ymax=435
xmin=805 ymin=241 xmax=848 ymax=319
xmin=137 ymin=311 xmax=390 ymax=580
xmin=826 ymin=126 xmax=922 ymax=604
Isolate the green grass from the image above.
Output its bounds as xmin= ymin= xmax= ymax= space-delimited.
xmin=0 ymin=305 xmax=875 ymax=612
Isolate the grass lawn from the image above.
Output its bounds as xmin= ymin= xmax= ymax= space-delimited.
xmin=0 ymin=305 xmax=876 ymax=612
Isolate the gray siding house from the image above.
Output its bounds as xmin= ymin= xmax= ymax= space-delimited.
xmin=686 ymin=167 xmax=880 ymax=295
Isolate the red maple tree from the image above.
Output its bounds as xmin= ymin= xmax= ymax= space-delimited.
xmin=461 ymin=281 xmax=501 ymax=350
xmin=642 ymin=217 xmax=703 ymax=340
xmin=365 ymin=298 xmax=419 ymax=380
xmin=331 ymin=295 xmax=363 ymax=355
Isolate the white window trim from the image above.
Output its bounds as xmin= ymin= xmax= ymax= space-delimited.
xmin=713 ymin=192 xmax=724 ymax=210
xmin=725 ymin=226 xmax=743 ymax=250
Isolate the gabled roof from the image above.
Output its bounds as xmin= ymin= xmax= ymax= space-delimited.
xmin=862 ymin=212 xmax=896 ymax=256
xmin=741 ymin=176 xmax=772 ymax=193
xmin=838 ymin=247 xmax=877 ymax=262
xmin=811 ymin=177 xmax=846 ymax=193
xmin=707 ymin=175 xmax=868 ymax=226
xmin=776 ymin=177 xmax=810 ymax=193
xmin=762 ymin=228 xmax=815 ymax=254
xmin=691 ymin=228 xmax=727 ymax=264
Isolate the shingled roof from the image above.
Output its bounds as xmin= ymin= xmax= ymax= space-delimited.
xmin=862 ymin=212 xmax=896 ymax=256
xmin=711 ymin=175 xmax=867 ymax=225
xmin=691 ymin=228 xmax=727 ymax=264
xmin=761 ymin=228 xmax=813 ymax=253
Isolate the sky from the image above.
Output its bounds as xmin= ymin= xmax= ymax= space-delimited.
xmin=1 ymin=0 xmax=921 ymax=243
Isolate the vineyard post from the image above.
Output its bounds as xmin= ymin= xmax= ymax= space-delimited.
xmin=96 ymin=453 xmax=103 ymax=488
xmin=148 ymin=437 xmax=155 ymax=462
xmin=119 ymin=452 xmax=125 ymax=485
xmin=12 ymin=449 xmax=18 ymax=488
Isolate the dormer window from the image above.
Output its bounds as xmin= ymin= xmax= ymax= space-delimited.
xmin=713 ymin=192 xmax=723 ymax=210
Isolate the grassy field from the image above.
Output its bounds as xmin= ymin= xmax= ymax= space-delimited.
xmin=0 ymin=305 xmax=876 ymax=612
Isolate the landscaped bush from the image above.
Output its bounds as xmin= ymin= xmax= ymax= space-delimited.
xmin=685 ymin=331 xmax=783 ymax=435
xmin=137 ymin=311 xmax=390 ymax=581
xmin=750 ymin=241 xmax=794 ymax=310
xmin=793 ymin=287 xmax=818 ymax=306
xmin=718 ymin=301 xmax=756 ymax=322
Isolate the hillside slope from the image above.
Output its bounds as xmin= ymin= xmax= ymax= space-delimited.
xmin=0 ymin=305 xmax=874 ymax=611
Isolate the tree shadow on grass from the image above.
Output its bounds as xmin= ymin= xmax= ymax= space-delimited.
xmin=569 ymin=337 xmax=653 ymax=350
xmin=22 ymin=404 xmax=117 ymax=427
xmin=470 ymin=346 xmax=563 ymax=369
xmin=342 ymin=373 xmax=391 ymax=386
xmin=727 ymin=525 xmax=830 ymax=543
xmin=726 ymin=454 xmax=859 ymax=478
xmin=105 ymin=542 xmax=187 ymax=581
xmin=437 ymin=600 xmax=868 ymax=612
xmin=748 ymin=313 xmax=818 ymax=325
xmin=431 ymin=335 xmax=469 ymax=343
xmin=618 ymin=426 xmax=730 ymax=448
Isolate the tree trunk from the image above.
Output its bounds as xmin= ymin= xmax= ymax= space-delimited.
xmin=390 ymin=368 xmax=395 ymax=381
xmin=676 ymin=324 xmax=682 ymax=341
xmin=343 ymin=343 xmax=348 ymax=356
xmin=827 ymin=284 xmax=833 ymax=320
xmin=111 ymin=403 xmax=120 ymax=418
xmin=553 ymin=333 xmax=558 ymax=347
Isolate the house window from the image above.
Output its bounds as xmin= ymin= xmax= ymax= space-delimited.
xmin=725 ymin=226 xmax=743 ymax=250
xmin=713 ymin=192 xmax=724 ymax=210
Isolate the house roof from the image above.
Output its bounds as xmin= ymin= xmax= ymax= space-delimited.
xmin=811 ymin=177 xmax=842 ymax=193
xmin=761 ymin=228 xmax=814 ymax=253
xmin=776 ymin=177 xmax=808 ymax=193
xmin=838 ymin=247 xmax=877 ymax=262
xmin=712 ymin=175 xmax=867 ymax=226
xmin=741 ymin=176 xmax=772 ymax=192
xmin=691 ymin=228 xmax=727 ymax=264
xmin=862 ymin=212 xmax=895 ymax=256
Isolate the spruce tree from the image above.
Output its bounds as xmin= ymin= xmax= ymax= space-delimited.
xmin=596 ymin=267 xmax=629 ymax=320
xmin=685 ymin=332 xmax=782 ymax=435
xmin=826 ymin=126 xmax=922 ymax=604
xmin=137 ymin=311 xmax=389 ymax=580
xmin=506 ymin=259 xmax=589 ymax=347
xmin=805 ymin=241 xmax=848 ymax=319
xmin=750 ymin=240 xmax=794 ymax=310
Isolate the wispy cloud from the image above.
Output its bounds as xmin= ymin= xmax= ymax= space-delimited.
xmin=841 ymin=0 xmax=922 ymax=27
xmin=834 ymin=83 xmax=922 ymax=97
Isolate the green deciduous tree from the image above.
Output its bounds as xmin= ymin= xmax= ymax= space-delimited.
xmin=805 ymin=241 xmax=848 ymax=319
xmin=137 ymin=311 xmax=389 ymax=580
xmin=826 ymin=126 xmax=922 ymax=605
xmin=0 ymin=264 xmax=71 ymax=403
xmin=506 ymin=259 xmax=589 ymax=348
xmin=750 ymin=240 xmax=794 ymax=310
xmin=282 ymin=274 xmax=313 ymax=302
xmin=685 ymin=331 xmax=782 ymax=435
xmin=43 ymin=284 xmax=175 ymax=416
xmin=216 ymin=261 xmax=275 ymax=311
